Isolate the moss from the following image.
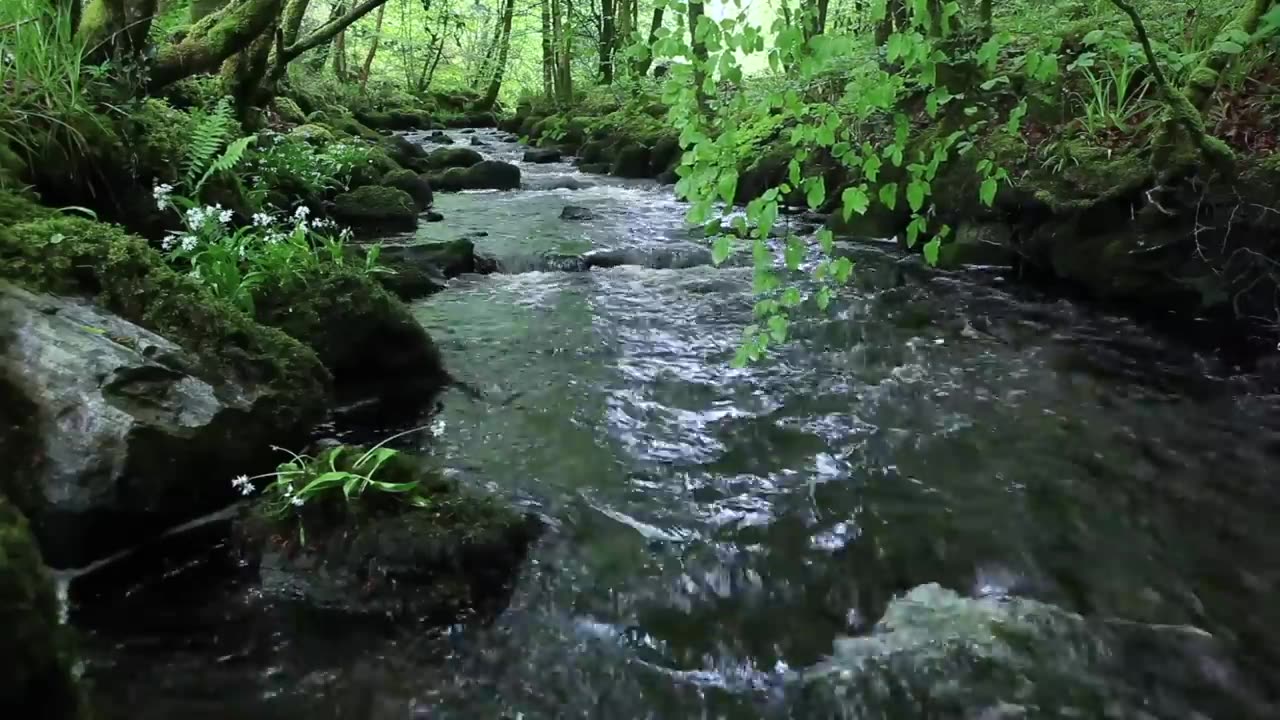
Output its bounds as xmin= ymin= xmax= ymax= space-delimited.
xmin=271 ymin=97 xmax=307 ymax=125
xmin=331 ymin=114 xmax=384 ymax=142
xmin=0 ymin=209 xmax=329 ymax=418
xmin=0 ymin=498 xmax=87 ymax=719
xmin=305 ymin=110 xmax=329 ymax=124
xmin=332 ymin=185 xmax=418 ymax=230
xmin=125 ymin=98 xmax=194 ymax=184
xmin=424 ymin=146 xmax=483 ymax=170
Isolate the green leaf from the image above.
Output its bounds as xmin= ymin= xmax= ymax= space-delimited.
xmin=1082 ymin=29 xmax=1106 ymax=46
xmin=1213 ymin=41 xmax=1245 ymax=55
xmin=816 ymin=287 xmax=832 ymax=310
xmin=862 ymin=154 xmax=882 ymax=183
xmin=781 ymin=287 xmax=802 ymax=308
xmin=806 ymin=176 xmax=827 ymax=209
xmin=834 ymin=256 xmax=855 ymax=283
xmin=841 ymin=186 xmax=870 ymax=220
xmin=906 ymin=216 xmax=927 ymax=248
xmin=906 ymin=179 xmax=929 ymax=212
xmin=879 ymin=183 xmax=898 ymax=210
xmin=980 ymin=177 xmax=998 ymax=207
xmin=767 ymin=314 xmax=788 ymax=343
xmin=718 ymin=171 xmax=739 ymax=205
xmin=818 ymin=229 xmax=834 ymax=254
xmin=784 ymin=236 xmax=805 ymax=270
xmin=712 ymin=235 xmax=733 ymax=265
xmin=923 ymin=237 xmax=941 ymax=266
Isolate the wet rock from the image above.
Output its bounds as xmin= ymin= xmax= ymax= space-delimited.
xmin=461 ymin=129 xmax=476 ymax=134
xmin=380 ymin=169 xmax=433 ymax=211
xmin=560 ymin=205 xmax=594 ymax=221
xmin=432 ymin=160 xmax=521 ymax=192
xmin=426 ymin=210 xmax=444 ymax=222
xmin=0 ymin=498 xmax=86 ymax=718
xmin=649 ymin=136 xmax=682 ymax=176
xmin=379 ymin=135 xmax=429 ymax=172
xmin=524 ymin=148 xmax=563 ymax=164
xmin=0 ymin=282 xmax=312 ymax=566
xmin=525 ymin=175 xmax=592 ymax=191
xmin=801 ymin=583 xmax=1267 ymax=719
xmin=469 ymin=136 xmax=488 ymax=147
xmin=938 ymin=223 xmax=1017 ymax=268
xmin=232 ymin=447 xmax=541 ymax=623
xmin=578 ymin=162 xmax=611 ymax=175
xmin=332 ymin=186 xmax=419 ymax=232
xmin=577 ymin=139 xmax=614 ymax=164
xmin=271 ymin=97 xmax=306 ymax=125
xmin=424 ymin=146 xmax=483 ymax=170
xmin=425 ymin=131 xmax=455 ymax=145
xmin=610 ymin=143 xmax=653 ymax=178
xmin=378 ymin=238 xmax=494 ymax=279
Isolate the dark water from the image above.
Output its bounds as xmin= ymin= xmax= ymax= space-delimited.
xmin=76 ymin=129 xmax=1280 ymax=718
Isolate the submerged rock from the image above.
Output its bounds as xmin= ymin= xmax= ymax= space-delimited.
xmin=524 ymin=148 xmax=563 ymax=164
xmin=0 ymin=498 xmax=86 ymax=718
xmin=560 ymin=205 xmax=594 ymax=220
xmin=802 ymin=583 xmax=1267 ymax=719
xmin=424 ymin=146 xmax=483 ymax=170
xmin=332 ymin=185 xmax=419 ymax=232
xmin=0 ymin=282 xmax=315 ymax=567
xmin=469 ymin=136 xmax=488 ymax=147
xmin=232 ymin=447 xmax=540 ymax=623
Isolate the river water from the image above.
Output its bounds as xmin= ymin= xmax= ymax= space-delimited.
xmin=76 ymin=129 xmax=1280 ymax=718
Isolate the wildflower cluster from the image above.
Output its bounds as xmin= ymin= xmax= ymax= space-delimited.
xmin=252 ymin=133 xmax=373 ymax=198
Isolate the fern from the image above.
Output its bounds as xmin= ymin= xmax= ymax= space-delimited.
xmin=194 ymin=135 xmax=256 ymax=195
xmin=183 ymin=97 xmax=236 ymax=191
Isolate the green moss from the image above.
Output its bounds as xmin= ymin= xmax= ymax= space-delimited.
xmin=289 ymin=123 xmax=336 ymax=144
xmin=331 ymin=114 xmax=383 ymax=142
xmin=305 ymin=110 xmax=330 ymax=124
xmin=126 ymin=98 xmax=194 ymax=184
xmin=332 ymin=185 xmax=418 ymax=230
xmin=0 ymin=209 xmax=329 ymax=414
xmin=0 ymin=498 xmax=87 ymax=719
xmin=272 ymin=97 xmax=307 ymax=125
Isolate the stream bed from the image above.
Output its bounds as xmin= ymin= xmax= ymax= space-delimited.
xmin=75 ymin=129 xmax=1280 ymax=719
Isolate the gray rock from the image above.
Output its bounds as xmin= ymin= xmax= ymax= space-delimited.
xmin=560 ymin=205 xmax=594 ymax=220
xmin=424 ymin=146 xmax=483 ymax=170
xmin=524 ymin=148 xmax=563 ymax=164
xmin=0 ymin=283 xmax=292 ymax=567
xmin=431 ymin=160 xmax=521 ymax=192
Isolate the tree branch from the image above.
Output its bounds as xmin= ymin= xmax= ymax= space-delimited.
xmin=282 ymin=0 xmax=391 ymax=62
xmin=148 ymin=0 xmax=283 ymax=89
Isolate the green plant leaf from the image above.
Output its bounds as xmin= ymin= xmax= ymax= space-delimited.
xmin=923 ymin=237 xmax=941 ymax=266
xmin=841 ymin=186 xmax=870 ymax=220
xmin=712 ymin=235 xmax=733 ymax=265
xmin=907 ymin=179 xmax=929 ymax=212
xmin=980 ymin=177 xmax=998 ymax=207
xmin=879 ymin=183 xmax=898 ymax=210
xmin=806 ymin=176 xmax=827 ymax=209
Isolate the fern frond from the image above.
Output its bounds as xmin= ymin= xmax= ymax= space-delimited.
xmin=194 ymin=135 xmax=256 ymax=194
xmin=183 ymin=97 xmax=236 ymax=191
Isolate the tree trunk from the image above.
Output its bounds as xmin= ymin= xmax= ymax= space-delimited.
xmin=980 ymin=0 xmax=992 ymax=37
xmin=599 ymin=0 xmax=615 ymax=83
xmin=542 ymin=0 xmax=554 ymax=98
xmin=79 ymin=0 xmax=157 ymax=58
xmin=222 ymin=23 xmax=278 ymax=114
xmin=190 ymin=0 xmax=228 ymax=21
xmin=552 ymin=0 xmax=572 ymax=104
xmin=334 ymin=25 xmax=348 ymax=78
xmin=358 ymin=2 xmax=386 ymax=92
xmin=479 ymin=0 xmax=516 ymax=109
xmin=634 ymin=5 xmax=663 ymax=76
xmin=147 ymin=0 xmax=283 ymax=90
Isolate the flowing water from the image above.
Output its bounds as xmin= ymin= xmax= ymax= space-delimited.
xmin=76 ymin=129 xmax=1280 ymax=719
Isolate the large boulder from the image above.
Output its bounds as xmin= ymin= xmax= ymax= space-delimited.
xmin=610 ymin=143 xmax=652 ymax=178
xmin=938 ymin=222 xmax=1017 ymax=268
xmin=801 ymin=583 xmax=1268 ymax=719
xmin=379 ymin=134 xmax=430 ymax=172
xmin=255 ymin=270 xmax=449 ymax=405
xmin=577 ymin=139 xmax=614 ymax=164
xmin=649 ymin=135 xmax=682 ymax=177
xmin=524 ymin=148 xmax=563 ymax=164
xmin=431 ymin=160 xmax=521 ymax=192
xmin=270 ymin=97 xmax=307 ymax=125
xmin=332 ymin=185 xmax=419 ymax=232
xmin=0 ymin=498 xmax=86 ymax=718
xmin=424 ymin=146 xmax=483 ymax=170
xmin=424 ymin=130 xmax=455 ymax=145
xmin=381 ymin=169 xmax=434 ymax=211
xmin=0 ymin=283 xmax=316 ymax=567
xmin=560 ymin=205 xmax=594 ymax=220
xmin=232 ymin=446 xmax=540 ymax=622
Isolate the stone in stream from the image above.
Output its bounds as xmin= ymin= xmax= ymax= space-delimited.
xmin=461 ymin=128 xmax=476 ymax=134
xmin=380 ymin=169 xmax=433 ymax=210
xmin=560 ymin=205 xmax=594 ymax=220
xmin=800 ymin=583 xmax=1269 ymax=719
xmin=426 ymin=210 xmax=444 ymax=222
xmin=469 ymin=136 xmax=488 ymax=147
xmin=578 ymin=161 xmax=611 ymax=175
xmin=431 ymin=160 xmax=522 ymax=192
xmin=524 ymin=148 xmax=563 ymax=164
xmin=0 ymin=282 xmax=320 ymax=567
xmin=231 ymin=446 xmax=542 ymax=624
xmin=332 ymin=185 xmax=419 ymax=232
xmin=424 ymin=146 xmax=483 ymax=170
xmin=612 ymin=142 xmax=653 ymax=179
xmin=425 ymin=130 xmax=455 ymax=145
xmin=379 ymin=134 xmax=429 ymax=172
xmin=0 ymin=497 xmax=87 ymax=718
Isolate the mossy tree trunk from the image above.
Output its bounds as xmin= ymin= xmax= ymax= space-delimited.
xmin=542 ymin=0 xmax=554 ymax=98
xmin=479 ymin=0 xmax=516 ymax=110
xmin=79 ymin=0 xmax=157 ymax=58
xmin=147 ymin=0 xmax=283 ymax=90
xmin=357 ymin=2 xmax=387 ymax=92
xmin=688 ymin=0 xmax=709 ymax=111
xmin=599 ymin=0 xmax=616 ymax=84
xmin=634 ymin=5 xmax=664 ymax=76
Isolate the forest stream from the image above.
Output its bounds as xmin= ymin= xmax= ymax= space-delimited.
xmin=70 ymin=129 xmax=1280 ymax=719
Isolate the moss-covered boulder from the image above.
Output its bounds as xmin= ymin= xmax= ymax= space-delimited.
xmin=232 ymin=445 xmax=540 ymax=622
xmin=524 ymin=147 xmax=563 ymax=164
xmin=424 ymin=146 xmax=483 ymax=170
xmin=424 ymin=130 xmax=455 ymax=145
xmin=380 ymin=134 xmax=430 ymax=172
xmin=331 ymin=115 xmax=383 ymax=142
xmin=431 ymin=160 xmax=521 ymax=192
xmin=577 ymin=139 xmax=615 ymax=165
xmin=649 ymin=135 xmax=682 ymax=177
xmin=332 ymin=185 xmax=419 ymax=232
xmin=381 ymin=169 xmax=434 ymax=210
xmin=289 ymin=123 xmax=335 ymax=144
xmin=0 ymin=498 xmax=86 ymax=718
xmin=304 ymin=110 xmax=329 ymax=124
xmin=610 ymin=142 xmax=653 ymax=178
xmin=271 ymin=97 xmax=307 ymax=125
xmin=255 ymin=270 xmax=448 ymax=404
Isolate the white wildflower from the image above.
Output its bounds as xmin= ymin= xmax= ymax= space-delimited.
xmin=291 ymin=496 xmax=305 ymax=507
xmin=252 ymin=212 xmax=273 ymax=227
xmin=293 ymin=205 xmax=311 ymax=220
xmin=161 ymin=233 xmax=179 ymax=251
xmin=152 ymin=183 xmax=174 ymax=210
xmin=266 ymin=232 xmax=283 ymax=245
xmin=185 ymin=206 xmax=206 ymax=230
xmin=180 ymin=234 xmax=197 ymax=252
xmin=218 ymin=208 xmax=234 ymax=224
xmin=231 ymin=474 xmax=254 ymax=496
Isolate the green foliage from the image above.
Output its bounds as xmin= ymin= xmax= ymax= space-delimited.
xmin=183 ymin=97 xmax=244 ymax=195
xmin=251 ymin=133 xmax=373 ymax=201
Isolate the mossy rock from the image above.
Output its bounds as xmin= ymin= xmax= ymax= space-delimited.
xmin=381 ymin=169 xmax=433 ymax=210
xmin=0 ymin=498 xmax=87 ymax=718
xmin=431 ymin=160 xmax=521 ymax=192
xmin=0 ymin=200 xmax=328 ymax=410
xmin=289 ymin=123 xmax=336 ymax=144
xmin=124 ymin=98 xmax=193 ymax=185
xmin=255 ymin=270 xmax=447 ymax=404
xmin=331 ymin=115 xmax=383 ymax=142
xmin=610 ymin=143 xmax=653 ymax=179
xmin=0 ymin=144 xmax=29 ymax=190
xmin=233 ymin=446 xmax=540 ymax=623
xmin=304 ymin=110 xmax=329 ymax=124
xmin=380 ymin=135 xmax=429 ymax=171
xmin=332 ymin=185 xmax=419 ymax=232
xmin=425 ymin=146 xmax=483 ymax=170
xmin=649 ymin=136 xmax=682 ymax=176
xmin=271 ymin=97 xmax=307 ymax=125
xmin=577 ymin=139 xmax=615 ymax=165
